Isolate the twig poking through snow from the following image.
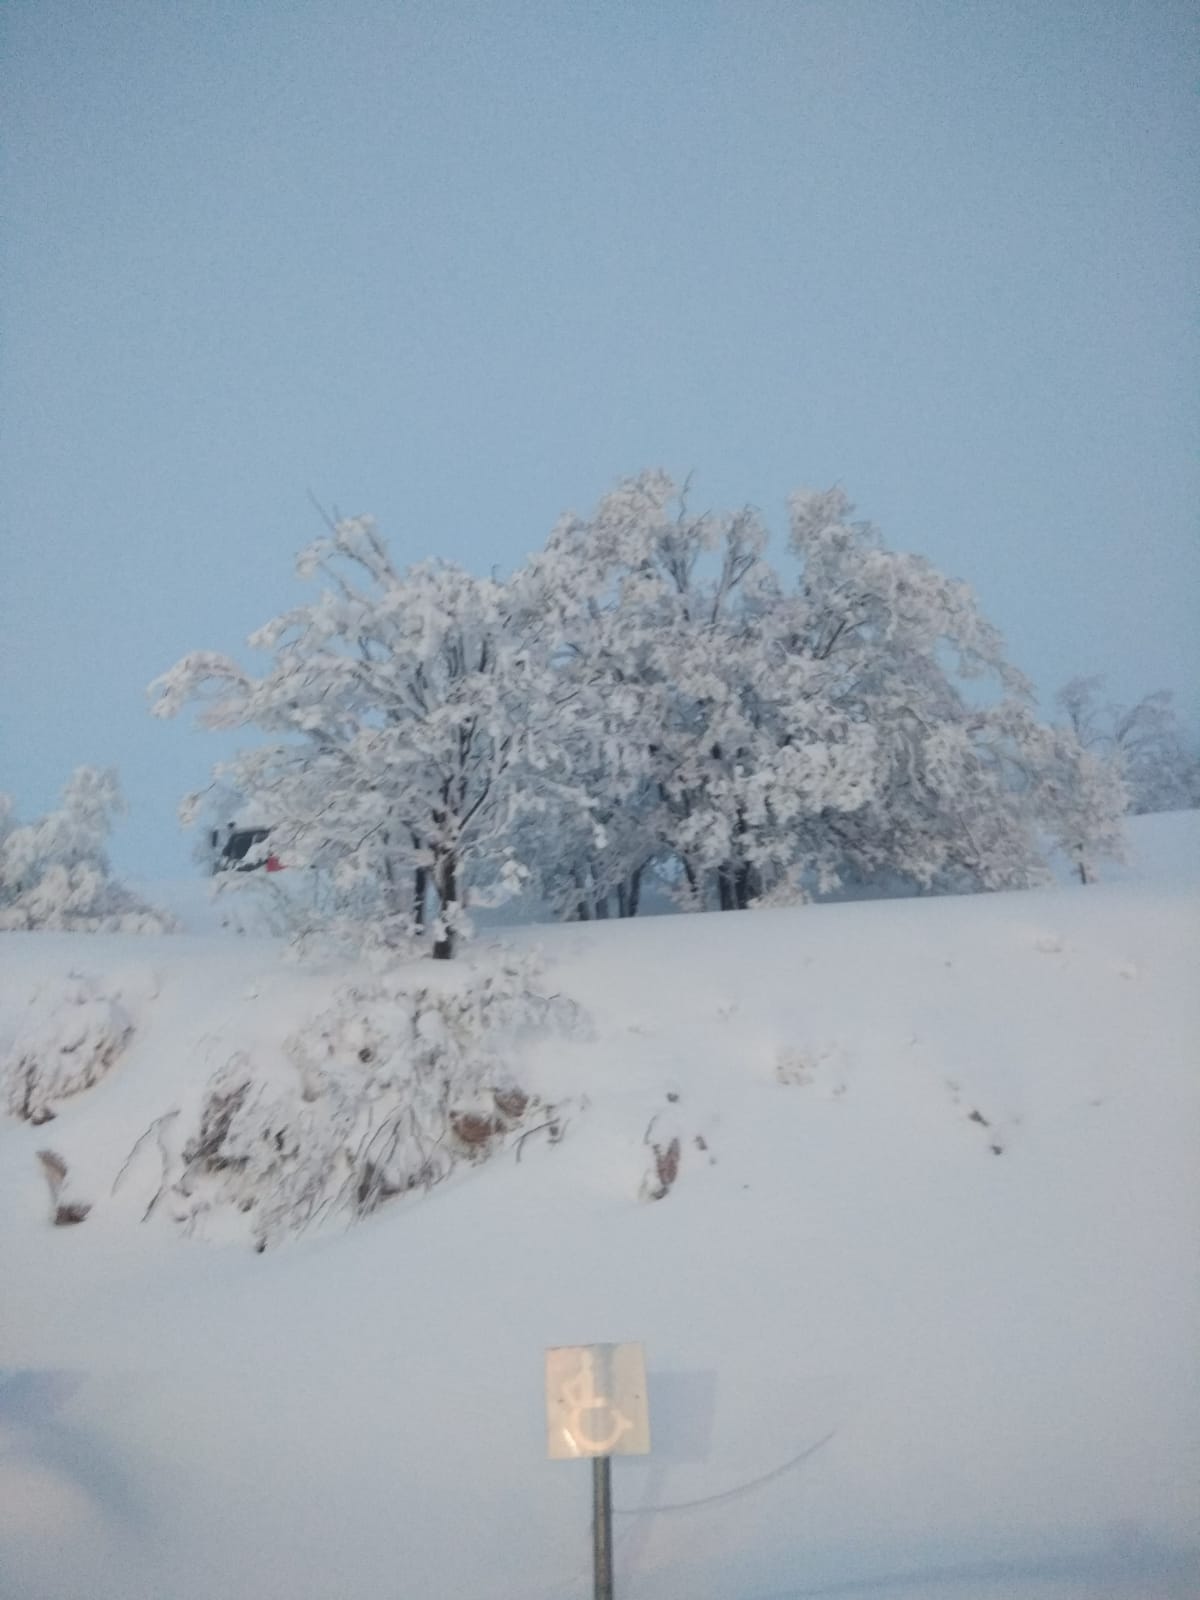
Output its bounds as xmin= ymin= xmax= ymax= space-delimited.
xmin=112 ymin=1109 xmax=180 ymax=1220
xmin=514 ymin=1116 xmax=566 ymax=1163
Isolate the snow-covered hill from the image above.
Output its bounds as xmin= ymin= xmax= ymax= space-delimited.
xmin=2 ymin=813 xmax=1198 ymax=1600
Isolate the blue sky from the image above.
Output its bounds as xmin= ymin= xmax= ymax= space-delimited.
xmin=3 ymin=0 xmax=1197 ymax=875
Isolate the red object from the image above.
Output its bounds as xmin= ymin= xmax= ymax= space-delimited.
xmin=265 ymin=855 xmax=284 ymax=872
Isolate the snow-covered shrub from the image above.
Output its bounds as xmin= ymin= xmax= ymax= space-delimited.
xmin=2 ymin=975 xmax=135 ymax=1123
xmin=167 ymin=956 xmax=581 ymax=1249
xmin=0 ymin=769 xmax=174 ymax=934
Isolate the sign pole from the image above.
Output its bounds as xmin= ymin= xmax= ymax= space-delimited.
xmin=545 ymin=1342 xmax=649 ymax=1600
xmin=592 ymin=1453 xmax=613 ymax=1600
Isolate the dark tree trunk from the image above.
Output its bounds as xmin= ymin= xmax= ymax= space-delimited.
xmin=730 ymin=803 xmax=753 ymax=910
xmin=412 ymin=829 xmax=428 ymax=932
xmin=734 ymin=863 xmax=754 ymax=910
xmin=432 ymin=851 xmax=458 ymax=960
xmin=615 ymin=865 xmax=645 ymax=919
xmin=717 ymin=865 xmax=735 ymax=911
xmin=682 ymin=857 xmax=702 ymax=908
xmin=626 ymin=864 xmax=643 ymax=918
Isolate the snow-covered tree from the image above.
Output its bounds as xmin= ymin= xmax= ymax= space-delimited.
xmin=516 ymin=472 xmax=745 ymax=917
xmin=1056 ymin=676 xmax=1200 ymax=815
xmin=0 ymin=768 xmax=172 ymax=933
xmin=1036 ymin=722 xmax=1129 ymax=884
xmin=522 ymin=474 xmax=881 ymax=912
xmin=772 ymin=488 xmax=1121 ymax=895
xmin=156 ymin=476 xmax=1128 ymax=937
xmin=152 ymin=517 xmax=581 ymax=957
xmin=524 ymin=475 xmax=1122 ymax=906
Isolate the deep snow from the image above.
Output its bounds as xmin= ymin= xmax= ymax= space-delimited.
xmin=1 ymin=812 xmax=1198 ymax=1599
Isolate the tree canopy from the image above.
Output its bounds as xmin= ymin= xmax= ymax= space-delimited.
xmin=153 ymin=474 xmax=1130 ymax=953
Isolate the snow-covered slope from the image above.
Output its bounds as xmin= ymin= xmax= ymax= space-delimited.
xmin=2 ymin=814 xmax=1198 ymax=1600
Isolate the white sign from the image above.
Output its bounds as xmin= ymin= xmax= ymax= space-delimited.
xmin=545 ymin=1343 xmax=651 ymax=1459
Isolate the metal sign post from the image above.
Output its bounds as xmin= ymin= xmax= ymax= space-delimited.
xmin=545 ymin=1343 xmax=650 ymax=1600
xmin=592 ymin=1453 xmax=613 ymax=1600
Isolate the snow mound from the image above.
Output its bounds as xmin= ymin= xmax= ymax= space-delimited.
xmin=0 ymin=811 xmax=1197 ymax=1599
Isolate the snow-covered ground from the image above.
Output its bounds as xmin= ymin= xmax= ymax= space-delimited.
xmin=2 ymin=813 xmax=1198 ymax=1599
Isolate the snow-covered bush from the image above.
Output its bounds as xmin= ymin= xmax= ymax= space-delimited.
xmin=0 ymin=769 xmax=173 ymax=934
xmin=166 ymin=956 xmax=580 ymax=1249
xmin=2 ymin=974 xmax=136 ymax=1123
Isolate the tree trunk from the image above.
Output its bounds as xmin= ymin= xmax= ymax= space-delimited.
xmin=570 ymin=865 xmax=591 ymax=922
xmin=682 ymin=856 xmax=702 ymax=909
xmin=432 ymin=850 xmax=458 ymax=959
xmin=734 ymin=863 xmax=755 ymax=910
xmin=626 ymin=864 xmax=643 ymax=918
xmin=730 ymin=804 xmax=753 ymax=909
xmin=717 ymin=865 xmax=735 ymax=911
xmin=412 ymin=829 xmax=428 ymax=932
xmin=615 ymin=866 xmax=645 ymax=919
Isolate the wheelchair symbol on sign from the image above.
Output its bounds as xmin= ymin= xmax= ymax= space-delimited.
xmin=562 ymin=1353 xmax=634 ymax=1455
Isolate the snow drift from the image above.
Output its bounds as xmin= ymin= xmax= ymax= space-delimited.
xmin=1 ymin=812 xmax=1197 ymax=1599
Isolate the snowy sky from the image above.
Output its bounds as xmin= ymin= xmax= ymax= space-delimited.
xmin=2 ymin=0 xmax=1197 ymax=876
